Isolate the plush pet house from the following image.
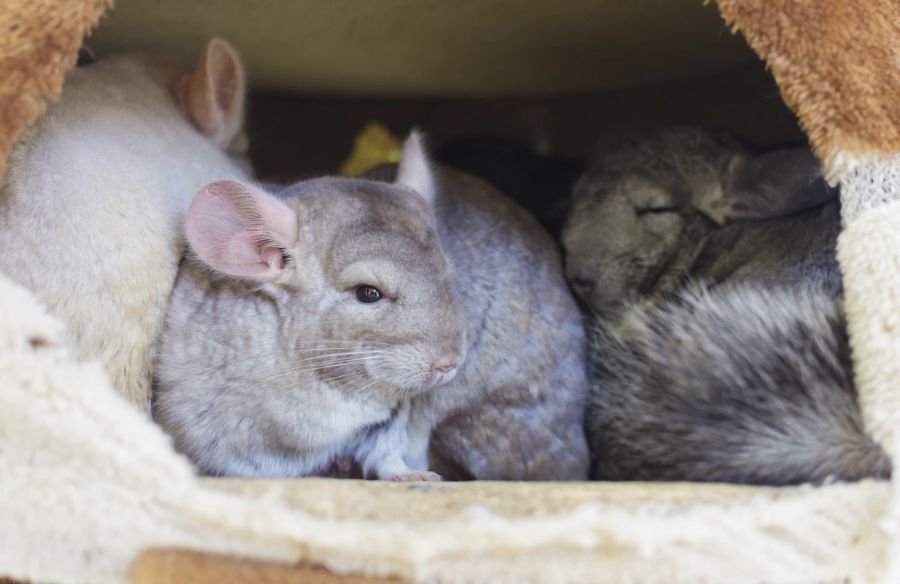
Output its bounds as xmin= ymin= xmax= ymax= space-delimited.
xmin=1 ymin=0 xmax=899 ymax=582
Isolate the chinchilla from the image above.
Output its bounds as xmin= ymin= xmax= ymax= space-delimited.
xmin=562 ymin=126 xmax=889 ymax=484
xmin=0 ymin=39 xmax=250 ymax=408
xmin=153 ymin=132 xmax=589 ymax=480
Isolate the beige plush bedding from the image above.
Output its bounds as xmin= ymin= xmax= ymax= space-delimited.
xmin=1 ymin=0 xmax=899 ymax=582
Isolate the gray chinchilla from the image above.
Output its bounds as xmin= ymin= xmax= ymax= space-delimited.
xmin=153 ymin=132 xmax=589 ymax=480
xmin=563 ymin=126 xmax=889 ymax=485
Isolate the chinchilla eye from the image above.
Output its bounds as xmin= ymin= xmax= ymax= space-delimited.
xmin=355 ymin=285 xmax=383 ymax=303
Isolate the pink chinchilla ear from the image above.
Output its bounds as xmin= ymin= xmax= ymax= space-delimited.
xmin=395 ymin=129 xmax=437 ymax=207
xmin=179 ymin=38 xmax=246 ymax=149
xmin=185 ymin=180 xmax=299 ymax=281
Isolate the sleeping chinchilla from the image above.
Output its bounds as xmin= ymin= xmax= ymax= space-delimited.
xmin=562 ymin=126 xmax=890 ymax=485
xmin=153 ymin=132 xmax=589 ymax=481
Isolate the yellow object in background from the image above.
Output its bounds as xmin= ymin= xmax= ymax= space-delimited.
xmin=339 ymin=122 xmax=403 ymax=177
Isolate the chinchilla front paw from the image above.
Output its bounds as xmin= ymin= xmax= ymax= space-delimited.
xmin=384 ymin=470 xmax=443 ymax=482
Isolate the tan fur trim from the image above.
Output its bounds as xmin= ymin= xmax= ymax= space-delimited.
xmin=714 ymin=0 xmax=900 ymax=178
xmin=0 ymin=0 xmax=112 ymax=181
xmin=130 ymin=550 xmax=402 ymax=584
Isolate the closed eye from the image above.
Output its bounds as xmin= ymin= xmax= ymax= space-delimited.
xmin=636 ymin=207 xmax=677 ymax=216
xmin=570 ymin=277 xmax=595 ymax=292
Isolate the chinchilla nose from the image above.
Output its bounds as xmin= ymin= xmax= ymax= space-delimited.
xmin=431 ymin=355 xmax=459 ymax=374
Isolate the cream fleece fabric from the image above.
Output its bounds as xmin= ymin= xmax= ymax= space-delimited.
xmin=0 ymin=268 xmax=895 ymax=583
xmin=837 ymin=154 xmax=900 ymax=584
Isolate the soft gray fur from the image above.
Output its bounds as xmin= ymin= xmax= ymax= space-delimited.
xmin=589 ymin=285 xmax=891 ymax=484
xmin=382 ymin=166 xmax=590 ymax=480
xmin=562 ymin=126 xmax=889 ymax=484
xmin=154 ymin=135 xmax=588 ymax=480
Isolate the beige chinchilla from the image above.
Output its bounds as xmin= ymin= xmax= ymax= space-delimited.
xmin=0 ymin=39 xmax=249 ymax=408
xmin=153 ymin=133 xmax=589 ymax=480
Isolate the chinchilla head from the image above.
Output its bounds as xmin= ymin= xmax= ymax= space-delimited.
xmin=184 ymin=132 xmax=465 ymax=397
xmin=562 ymin=170 xmax=695 ymax=316
xmin=560 ymin=127 xmax=834 ymax=317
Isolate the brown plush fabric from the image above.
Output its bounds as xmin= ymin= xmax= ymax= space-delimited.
xmin=714 ymin=0 xmax=900 ymax=174
xmin=0 ymin=0 xmax=112 ymax=180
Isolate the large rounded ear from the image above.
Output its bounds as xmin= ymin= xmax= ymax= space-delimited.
xmin=696 ymin=147 xmax=835 ymax=224
xmin=395 ymin=130 xmax=437 ymax=206
xmin=185 ymin=180 xmax=298 ymax=281
xmin=180 ymin=38 xmax=246 ymax=149
xmin=731 ymin=148 xmax=835 ymax=215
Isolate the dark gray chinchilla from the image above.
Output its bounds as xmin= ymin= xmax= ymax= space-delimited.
xmin=562 ymin=126 xmax=890 ymax=485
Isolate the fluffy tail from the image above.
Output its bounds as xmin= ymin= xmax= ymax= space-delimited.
xmin=588 ymin=284 xmax=891 ymax=485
